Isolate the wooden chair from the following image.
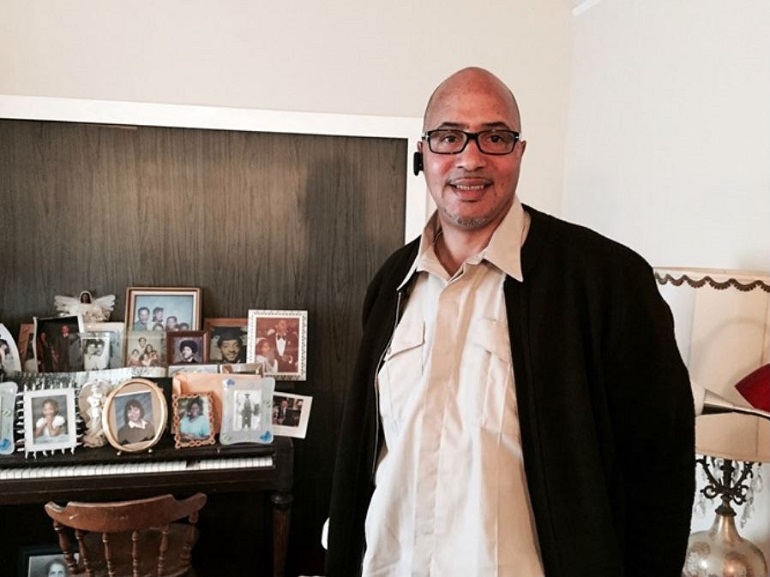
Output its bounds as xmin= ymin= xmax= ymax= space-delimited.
xmin=44 ymin=493 xmax=207 ymax=577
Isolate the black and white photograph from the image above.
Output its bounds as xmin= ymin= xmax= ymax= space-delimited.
xmin=234 ymin=389 xmax=262 ymax=431
xmin=18 ymin=545 xmax=74 ymax=577
xmin=81 ymin=334 xmax=111 ymax=371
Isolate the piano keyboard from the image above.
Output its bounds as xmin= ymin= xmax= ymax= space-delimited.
xmin=0 ymin=455 xmax=273 ymax=480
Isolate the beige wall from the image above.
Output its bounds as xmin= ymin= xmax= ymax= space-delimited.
xmin=0 ymin=0 xmax=574 ymax=217
xmin=564 ymin=0 xmax=770 ymax=558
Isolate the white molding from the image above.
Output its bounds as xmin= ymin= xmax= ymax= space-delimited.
xmin=0 ymin=95 xmax=427 ymax=243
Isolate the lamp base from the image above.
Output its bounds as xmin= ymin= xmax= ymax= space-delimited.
xmin=682 ymin=511 xmax=767 ymax=577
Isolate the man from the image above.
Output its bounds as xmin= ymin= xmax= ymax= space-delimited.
xmin=178 ymin=339 xmax=199 ymax=363
xmin=214 ymin=327 xmax=247 ymax=364
xmin=133 ymin=306 xmax=150 ymax=331
xmin=327 ymin=68 xmax=695 ymax=577
xmin=241 ymin=393 xmax=253 ymax=429
xmin=266 ymin=319 xmax=298 ymax=372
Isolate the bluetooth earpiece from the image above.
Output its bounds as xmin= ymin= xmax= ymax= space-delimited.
xmin=412 ymin=152 xmax=424 ymax=176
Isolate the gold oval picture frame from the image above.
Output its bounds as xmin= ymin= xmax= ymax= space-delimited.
xmin=102 ymin=378 xmax=167 ymax=453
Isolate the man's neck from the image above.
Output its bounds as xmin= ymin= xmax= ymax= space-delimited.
xmin=434 ymin=225 xmax=496 ymax=277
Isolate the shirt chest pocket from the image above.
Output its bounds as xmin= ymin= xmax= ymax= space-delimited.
xmin=464 ymin=317 xmax=518 ymax=436
xmin=377 ymin=321 xmax=425 ymax=428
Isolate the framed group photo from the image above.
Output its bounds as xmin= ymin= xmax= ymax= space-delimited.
xmin=246 ymin=310 xmax=308 ymax=380
xmin=204 ymin=318 xmax=248 ymax=364
xmin=102 ymin=378 xmax=167 ymax=453
xmin=124 ymin=331 xmax=164 ymax=368
xmin=125 ymin=287 xmax=202 ymax=333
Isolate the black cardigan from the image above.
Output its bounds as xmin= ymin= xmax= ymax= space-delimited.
xmin=327 ymin=206 xmax=695 ymax=577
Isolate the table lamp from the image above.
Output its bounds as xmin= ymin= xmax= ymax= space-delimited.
xmin=655 ymin=267 xmax=770 ymax=577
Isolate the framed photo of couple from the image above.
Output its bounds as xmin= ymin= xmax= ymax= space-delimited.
xmin=246 ymin=310 xmax=308 ymax=381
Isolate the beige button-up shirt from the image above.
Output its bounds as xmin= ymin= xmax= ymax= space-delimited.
xmin=362 ymin=199 xmax=544 ymax=577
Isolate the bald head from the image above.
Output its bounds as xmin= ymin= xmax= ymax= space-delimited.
xmin=423 ymin=67 xmax=521 ymax=132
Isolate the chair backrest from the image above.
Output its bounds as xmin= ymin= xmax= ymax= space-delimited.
xmin=44 ymin=493 xmax=207 ymax=577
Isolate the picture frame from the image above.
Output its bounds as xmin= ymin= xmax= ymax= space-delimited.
xmin=125 ymin=286 xmax=202 ymax=333
xmin=0 ymin=381 xmax=18 ymax=455
xmin=85 ymin=321 xmax=126 ymax=368
xmin=220 ymin=375 xmax=275 ymax=445
xmin=33 ymin=315 xmax=85 ymax=373
xmin=79 ymin=332 xmax=112 ymax=371
xmin=171 ymin=373 xmax=225 ymax=433
xmin=0 ymin=323 xmax=21 ymax=374
xmin=167 ymin=363 xmax=220 ymax=377
xmin=23 ymin=388 xmax=78 ymax=454
xmin=17 ymin=323 xmax=37 ymax=373
xmin=204 ymin=318 xmax=248 ymax=364
xmin=166 ymin=330 xmax=206 ymax=365
xmin=124 ymin=330 xmax=165 ymax=369
xmin=102 ymin=378 xmax=167 ymax=453
xmin=172 ymin=392 xmax=216 ymax=448
xmin=17 ymin=544 xmax=71 ymax=577
xmin=271 ymin=392 xmax=313 ymax=439
xmin=246 ymin=310 xmax=308 ymax=381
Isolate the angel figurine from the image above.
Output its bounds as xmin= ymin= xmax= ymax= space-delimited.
xmin=54 ymin=290 xmax=116 ymax=323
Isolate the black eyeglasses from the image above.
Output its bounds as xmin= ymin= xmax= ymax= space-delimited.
xmin=422 ymin=129 xmax=520 ymax=155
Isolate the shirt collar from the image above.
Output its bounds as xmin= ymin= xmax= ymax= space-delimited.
xmin=396 ymin=196 xmax=529 ymax=290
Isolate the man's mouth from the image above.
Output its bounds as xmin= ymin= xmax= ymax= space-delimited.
xmin=448 ymin=179 xmax=490 ymax=198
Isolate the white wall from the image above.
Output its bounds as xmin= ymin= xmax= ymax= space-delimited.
xmin=0 ymin=0 xmax=573 ymax=218
xmin=564 ymin=0 xmax=770 ymax=560
xmin=564 ymin=0 xmax=770 ymax=271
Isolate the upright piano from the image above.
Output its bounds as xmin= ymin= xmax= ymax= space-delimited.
xmin=0 ymin=436 xmax=293 ymax=576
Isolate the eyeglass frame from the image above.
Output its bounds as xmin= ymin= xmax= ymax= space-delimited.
xmin=421 ymin=129 xmax=521 ymax=156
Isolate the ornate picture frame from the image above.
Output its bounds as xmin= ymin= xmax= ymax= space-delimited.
xmin=23 ymin=388 xmax=78 ymax=454
xmin=102 ymin=378 xmax=167 ymax=453
xmin=246 ymin=310 xmax=308 ymax=381
xmin=172 ymin=392 xmax=215 ymax=448
xmin=125 ymin=286 xmax=202 ymax=333
xmin=220 ymin=375 xmax=275 ymax=445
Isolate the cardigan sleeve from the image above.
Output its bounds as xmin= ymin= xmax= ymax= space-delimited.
xmin=605 ymin=259 xmax=695 ymax=577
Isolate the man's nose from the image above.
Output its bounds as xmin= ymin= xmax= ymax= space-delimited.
xmin=457 ymin=137 xmax=486 ymax=170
